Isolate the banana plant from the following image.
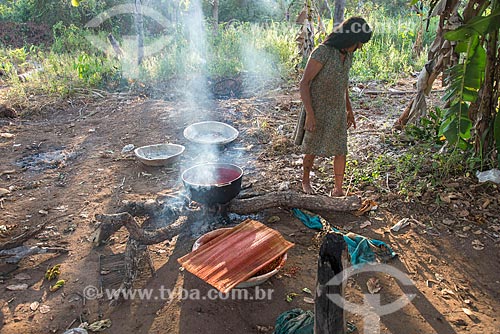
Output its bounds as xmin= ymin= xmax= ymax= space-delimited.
xmin=439 ymin=33 xmax=484 ymax=149
xmin=441 ymin=5 xmax=500 ymax=162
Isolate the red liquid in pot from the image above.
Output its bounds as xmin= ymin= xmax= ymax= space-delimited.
xmin=213 ymin=168 xmax=241 ymax=184
xmin=186 ymin=167 xmax=241 ymax=185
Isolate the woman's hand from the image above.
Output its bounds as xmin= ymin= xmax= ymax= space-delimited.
xmin=347 ymin=110 xmax=356 ymax=129
xmin=345 ymin=88 xmax=356 ymax=129
xmin=305 ymin=114 xmax=316 ymax=132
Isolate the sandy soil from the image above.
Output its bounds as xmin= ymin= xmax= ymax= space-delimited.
xmin=0 ymin=83 xmax=499 ymax=334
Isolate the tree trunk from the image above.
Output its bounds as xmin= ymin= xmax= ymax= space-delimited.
xmin=228 ymin=191 xmax=360 ymax=214
xmin=333 ymin=0 xmax=345 ymax=27
xmin=469 ymin=4 xmax=499 ymax=161
xmin=212 ymin=0 xmax=219 ymax=33
xmin=107 ymin=33 xmax=124 ymax=58
xmin=319 ymin=0 xmax=332 ymax=19
xmin=315 ymin=232 xmax=346 ymax=333
xmin=464 ymin=0 xmax=500 ymax=161
xmin=394 ymin=0 xmax=461 ymax=129
xmin=135 ymin=0 xmax=145 ymax=65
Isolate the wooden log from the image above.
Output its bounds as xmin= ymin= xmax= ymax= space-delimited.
xmin=0 ymin=245 xmax=68 ymax=264
xmin=94 ymin=212 xmax=188 ymax=304
xmin=94 ymin=192 xmax=359 ymax=245
xmin=315 ymin=232 xmax=346 ymax=334
xmin=95 ymin=191 xmax=359 ymax=246
xmin=94 ymin=192 xmax=356 ymax=303
xmin=0 ymin=222 xmax=47 ymax=251
xmin=94 ymin=213 xmax=187 ymax=246
xmin=93 ymin=213 xmax=128 ymax=245
xmin=228 ymin=191 xmax=360 ymax=214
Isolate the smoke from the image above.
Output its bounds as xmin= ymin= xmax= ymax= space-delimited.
xmin=179 ymin=0 xmax=211 ymax=113
xmin=240 ymin=41 xmax=279 ymax=96
xmin=169 ymin=0 xmax=222 ymax=175
xmin=253 ymin=0 xmax=280 ymax=17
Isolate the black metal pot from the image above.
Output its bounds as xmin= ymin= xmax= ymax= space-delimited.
xmin=181 ymin=163 xmax=243 ymax=205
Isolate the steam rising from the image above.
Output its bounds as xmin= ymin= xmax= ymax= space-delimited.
xmin=181 ymin=0 xmax=210 ymax=109
xmin=124 ymin=1 xmax=284 ymax=199
xmin=240 ymin=41 xmax=279 ymax=96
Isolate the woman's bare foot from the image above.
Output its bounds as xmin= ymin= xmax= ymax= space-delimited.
xmin=302 ymin=181 xmax=314 ymax=194
xmin=330 ymin=188 xmax=344 ymax=197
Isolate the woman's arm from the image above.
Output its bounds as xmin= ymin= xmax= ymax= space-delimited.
xmin=299 ymin=59 xmax=323 ymax=132
xmin=346 ymin=88 xmax=356 ymax=129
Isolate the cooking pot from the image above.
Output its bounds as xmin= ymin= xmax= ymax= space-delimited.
xmin=181 ymin=163 xmax=243 ymax=205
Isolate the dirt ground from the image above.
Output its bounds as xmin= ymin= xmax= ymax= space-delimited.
xmin=0 ymin=81 xmax=499 ymax=334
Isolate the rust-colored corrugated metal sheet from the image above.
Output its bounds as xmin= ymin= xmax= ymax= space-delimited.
xmin=178 ymin=219 xmax=294 ymax=293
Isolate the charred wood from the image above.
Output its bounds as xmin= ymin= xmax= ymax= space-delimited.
xmin=315 ymin=232 xmax=346 ymax=334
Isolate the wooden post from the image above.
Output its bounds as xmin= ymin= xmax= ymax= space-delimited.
xmin=315 ymin=232 xmax=346 ymax=334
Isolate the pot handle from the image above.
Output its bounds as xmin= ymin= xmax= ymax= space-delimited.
xmin=215 ymin=182 xmax=232 ymax=187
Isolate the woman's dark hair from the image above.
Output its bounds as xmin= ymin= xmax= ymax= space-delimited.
xmin=323 ymin=17 xmax=372 ymax=50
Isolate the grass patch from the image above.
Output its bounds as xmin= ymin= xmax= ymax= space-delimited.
xmin=347 ymin=110 xmax=472 ymax=197
xmin=349 ymin=11 xmax=437 ymax=82
xmin=1 ymin=13 xmax=438 ymax=103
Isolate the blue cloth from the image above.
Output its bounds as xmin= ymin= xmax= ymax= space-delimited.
xmin=274 ymin=309 xmax=314 ymax=334
xmin=292 ymin=208 xmax=323 ymax=230
xmin=293 ymin=209 xmax=396 ymax=267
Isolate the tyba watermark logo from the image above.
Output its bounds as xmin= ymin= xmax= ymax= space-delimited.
xmin=327 ymin=263 xmax=416 ymax=334
xmin=85 ymin=4 xmax=173 ymax=78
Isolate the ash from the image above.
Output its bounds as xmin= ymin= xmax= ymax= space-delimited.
xmin=188 ymin=209 xmax=263 ymax=239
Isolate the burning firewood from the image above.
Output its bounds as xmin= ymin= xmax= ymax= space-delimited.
xmin=93 ymin=191 xmax=359 ymax=304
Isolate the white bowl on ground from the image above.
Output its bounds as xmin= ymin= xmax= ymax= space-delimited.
xmin=134 ymin=143 xmax=185 ymax=167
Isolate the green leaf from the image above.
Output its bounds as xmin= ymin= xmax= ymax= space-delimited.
xmin=442 ymin=84 xmax=459 ymax=102
xmin=440 ymin=118 xmax=458 ymax=144
xmin=459 ymin=102 xmax=469 ymax=117
xmin=463 ymin=43 xmax=486 ymax=90
xmin=71 ymin=0 xmax=80 ymax=7
xmin=461 ymin=88 xmax=477 ymax=102
xmin=455 ymin=41 xmax=469 ymax=53
xmin=445 ymin=7 xmax=500 ymax=41
xmin=444 ymin=102 xmax=468 ymax=119
xmin=445 ymin=27 xmax=477 ymax=41
xmin=438 ymin=117 xmax=451 ymax=136
xmin=286 ymin=292 xmax=298 ymax=302
xmin=457 ymin=138 xmax=470 ymax=150
xmin=459 ymin=117 xmax=472 ymax=139
xmin=464 ymin=7 xmax=500 ymax=35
